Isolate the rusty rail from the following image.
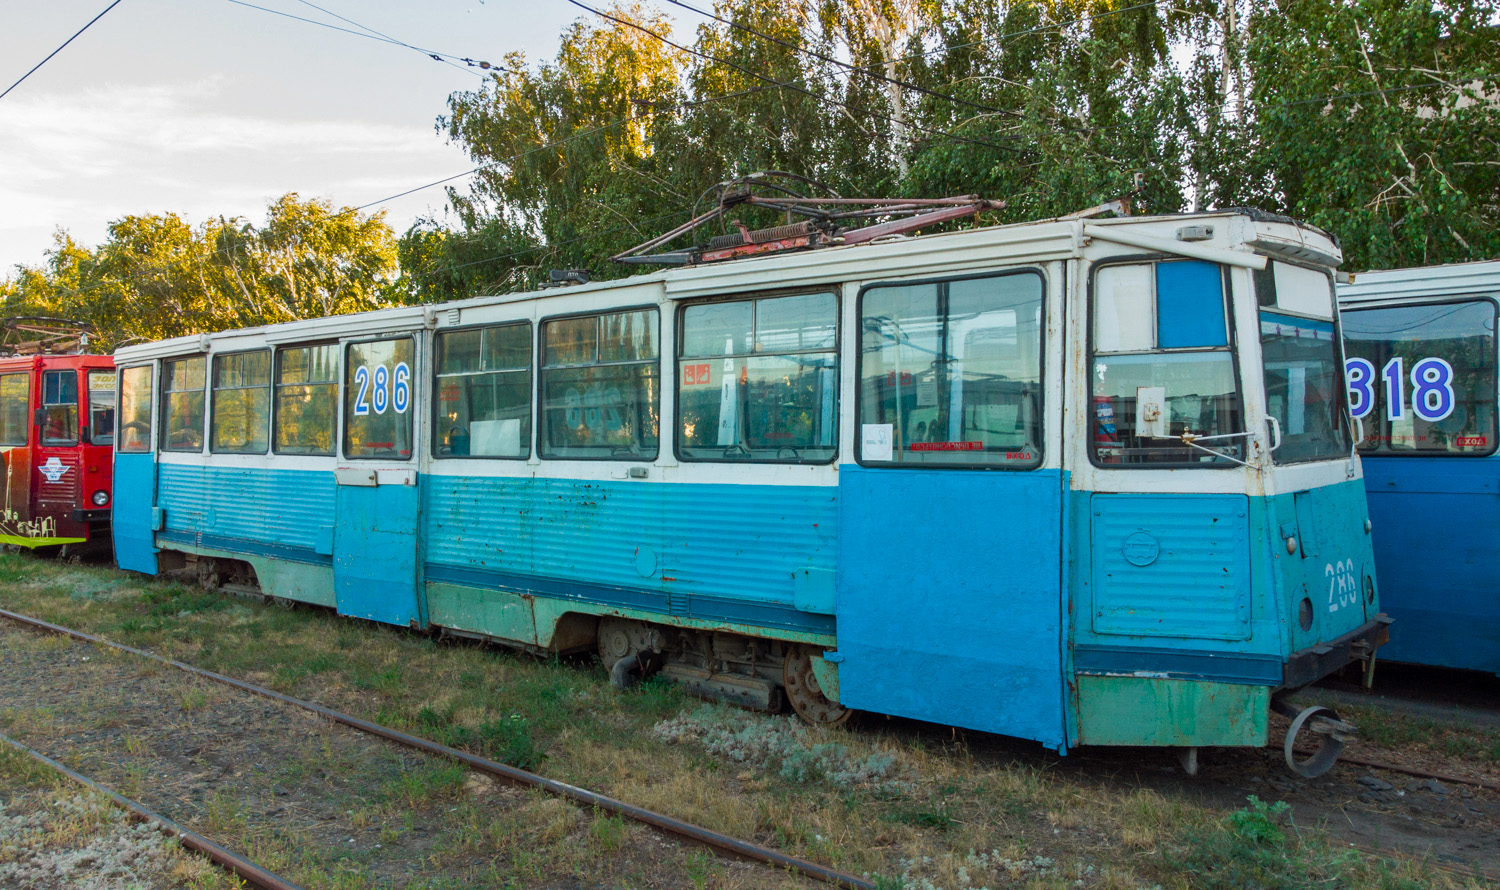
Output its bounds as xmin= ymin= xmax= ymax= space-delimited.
xmin=0 ymin=607 xmax=875 ymax=890
xmin=1292 ymin=747 xmax=1500 ymax=792
xmin=0 ymin=731 xmax=304 ymax=890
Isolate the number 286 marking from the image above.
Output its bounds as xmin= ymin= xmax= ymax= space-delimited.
xmin=352 ymin=362 xmax=410 ymax=416
xmin=1326 ymin=559 xmax=1358 ymax=613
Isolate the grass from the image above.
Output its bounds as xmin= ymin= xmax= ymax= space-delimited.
xmin=1305 ymin=700 xmax=1500 ymax=765
xmin=0 ymin=552 xmax=1494 ymax=890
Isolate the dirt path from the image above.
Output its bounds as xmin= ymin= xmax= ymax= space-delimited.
xmin=0 ymin=623 xmax=809 ymax=889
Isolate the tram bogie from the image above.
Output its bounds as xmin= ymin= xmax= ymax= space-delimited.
xmin=1338 ymin=260 xmax=1499 ymax=676
xmin=112 ymin=209 xmax=1385 ymax=772
xmin=0 ymin=353 xmax=116 ymax=552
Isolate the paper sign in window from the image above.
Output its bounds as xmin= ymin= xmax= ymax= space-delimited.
xmin=862 ymin=423 xmax=894 ymax=461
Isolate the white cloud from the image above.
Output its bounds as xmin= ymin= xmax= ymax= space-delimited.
xmin=0 ymin=80 xmax=469 ymax=272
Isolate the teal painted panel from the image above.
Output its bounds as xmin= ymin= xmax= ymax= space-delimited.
xmin=334 ymin=480 xmax=422 ymax=627
xmin=112 ymin=452 xmax=157 ymax=574
xmin=1090 ymin=494 xmax=1251 ymax=640
xmin=156 ymin=464 xmax=335 ymax=553
xmin=422 ymin=476 xmax=836 ymax=618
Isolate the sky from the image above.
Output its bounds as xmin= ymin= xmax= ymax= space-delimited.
xmin=0 ymin=0 xmax=687 ymax=278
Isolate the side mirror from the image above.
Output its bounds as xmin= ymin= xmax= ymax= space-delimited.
xmin=80 ymin=425 xmax=90 ymax=443
xmin=33 ymin=408 xmax=46 ymax=426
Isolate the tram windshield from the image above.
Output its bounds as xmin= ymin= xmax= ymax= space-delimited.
xmin=1342 ymin=299 xmax=1497 ymax=455
xmin=1091 ymin=260 xmax=1243 ymax=466
xmin=1254 ymin=261 xmax=1349 ymax=463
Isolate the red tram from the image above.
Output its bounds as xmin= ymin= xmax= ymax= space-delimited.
xmin=0 ymin=320 xmax=116 ymax=553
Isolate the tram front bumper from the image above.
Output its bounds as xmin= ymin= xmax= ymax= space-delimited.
xmin=1282 ymin=613 xmax=1392 ymax=690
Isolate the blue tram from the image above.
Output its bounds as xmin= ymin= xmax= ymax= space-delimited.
xmin=1338 ymin=260 xmax=1499 ymax=676
xmin=112 ymin=210 xmax=1386 ymax=772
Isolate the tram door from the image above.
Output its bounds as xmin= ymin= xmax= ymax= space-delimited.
xmin=333 ymin=334 xmax=424 ymax=628
xmin=835 ymin=271 xmax=1068 ymax=752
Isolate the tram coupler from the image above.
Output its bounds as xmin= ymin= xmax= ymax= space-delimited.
xmin=1271 ymin=697 xmax=1356 ymax=778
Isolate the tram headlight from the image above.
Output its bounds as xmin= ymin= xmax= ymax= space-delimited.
xmin=91 ymin=490 xmax=109 ymax=507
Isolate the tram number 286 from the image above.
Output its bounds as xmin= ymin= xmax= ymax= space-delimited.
xmin=352 ymin=363 xmax=411 ymax=416
xmin=1326 ymin=559 xmax=1359 ymax=614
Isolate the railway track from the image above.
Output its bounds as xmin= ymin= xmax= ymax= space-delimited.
xmin=0 ymin=731 xmax=305 ymax=890
xmin=0 ymin=606 xmax=874 ymax=890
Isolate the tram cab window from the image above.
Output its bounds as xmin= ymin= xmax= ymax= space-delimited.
xmin=435 ymin=322 xmax=531 ymax=458
xmin=40 ymin=370 xmax=79 ymax=446
xmin=1091 ymin=260 xmax=1243 ymax=466
xmin=118 ymin=366 xmax=153 ymax=453
xmin=540 ymin=309 xmax=659 ymax=460
xmin=87 ymin=370 xmax=116 ymax=445
xmin=274 ymin=344 xmax=338 ymax=455
xmin=0 ymin=374 xmax=29 ymax=447
xmin=1343 ymin=299 xmax=1497 ymax=456
xmin=1255 ymin=262 xmax=1349 ymax=464
xmin=343 ymin=338 xmax=415 ymax=460
xmin=678 ymin=292 xmax=837 ymax=462
xmin=858 ymin=271 xmax=1044 ymax=468
xmin=211 ymin=350 xmax=271 ymax=454
xmin=161 ymin=357 xmax=207 ymax=452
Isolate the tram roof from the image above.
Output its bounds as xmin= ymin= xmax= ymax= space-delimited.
xmin=115 ymin=208 xmax=1339 ymax=363
xmin=1338 ymin=258 xmax=1500 ymax=304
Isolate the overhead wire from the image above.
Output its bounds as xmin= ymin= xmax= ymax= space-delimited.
xmin=0 ymin=0 xmax=126 ymax=102
xmin=290 ymin=0 xmax=478 ymax=78
xmin=222 ymin=0 xmax=491 ymax=77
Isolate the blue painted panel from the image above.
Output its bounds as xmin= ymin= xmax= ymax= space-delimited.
xmin=157 ymin=529 xmax=330 ymax=567
xmin=422 ymin=476 xmax=836 ymax=628
xmin=1362 ymin=456 xmax=1500 ymax=674
xmin=112 ymin=453 xmax=157 ymax=574
xmin=1156 ymin=261 xmax=1227 ymax=348
xmin=1090 ymin=494 xmax=1251 ymax=640
xmin=835 ymin=467 xmax=1066 ymax=750
xmin=1272 ymin=480 xmax=1377 ymax=657
xmin=335 ymin=481 xmax=422 ymax=627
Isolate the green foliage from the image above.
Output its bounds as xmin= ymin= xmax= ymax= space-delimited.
xmin=5 ymin=1 xmax=1497 ymax=327
xmin=1 ymin=194 xmax=400 ymax=349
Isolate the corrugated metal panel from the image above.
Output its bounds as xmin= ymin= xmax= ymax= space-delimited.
xmin=1090 ymin=493 xmax=1251 ymax=640
xmin=423 ymin=477 xmax=836 ymax=610
xmin=35 ymin=452 xmax=81 ymax=510
xmin=157 ymin=464 xmax=335 ymax=552
xmin=1338 ymin=259 xmax=1500 ymax=303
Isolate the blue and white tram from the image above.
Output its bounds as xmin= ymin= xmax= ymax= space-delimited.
xmin=1338 ymin=260 xmax=1499 ymax=676
xmin=112 ymin=209 xmax=1386 ymax=770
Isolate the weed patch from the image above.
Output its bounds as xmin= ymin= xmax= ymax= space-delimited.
xmin=654 ymin=704 xmax=904 ymax=791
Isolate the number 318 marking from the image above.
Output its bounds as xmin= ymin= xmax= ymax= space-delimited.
xmin=1346 ymin=356 xmax=1455 ymax=423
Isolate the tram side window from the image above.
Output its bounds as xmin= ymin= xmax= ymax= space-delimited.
xmin=118 ymin=366 xmax=152 ymax=453
xmin=161 ymin=357 xmax=207 ymax=452
xmin=40 ymin=370 xmax=78 ymax=446
xmin=1091 ymin=260 xmax=1242 ymax=466
xmin=858 ymin=271 xmax=1044 ymax=467
xmin=540 ymin=309 xmax=659 ymax=460
xmin=679 ymin=292 xmax=837 ymax=462
xmin=0 ymin=373 xmax=29 ymax=447
xmin=1256 ymin=263 xmax=1349 ymax=464
xmin=274 ymin=344 xmax=338 ymax=455
xmin=210 ymin=351 xmax=271 ymax=454
xmin=87 ymin=370 xmax=116 ymax=445
xmin=1343 ymin=299 xmax=1497 ymax=456
xmin=435 ymin=323 xmax=531 ymax=458
xmin=343 ymin=338 xmax=415 ymax=460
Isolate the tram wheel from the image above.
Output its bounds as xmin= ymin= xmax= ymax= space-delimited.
xmin=1283 ymin=705 xmax=1355 ymax=778
xmin=196 ymin=558 xmax=223 ymax=591
xmin=783 ymin=646 xmax=851 ymax=727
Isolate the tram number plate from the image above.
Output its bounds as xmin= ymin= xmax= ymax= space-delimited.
xmin=1325 ymin=559 xmax=1358 ymax=613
